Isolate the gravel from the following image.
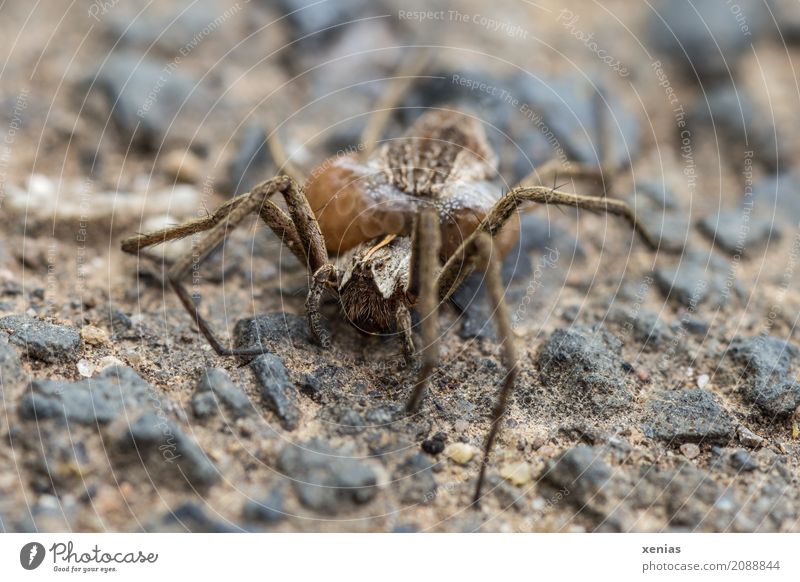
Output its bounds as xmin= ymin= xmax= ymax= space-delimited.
xmin=643 ymin=389 xmax=735 ymax=445
xmin=0 ymin=337 xmax=25 ymax=391
xmin=654 ymin=250 xmax=738 ymax=307
xmin=726 ymin=336 xmax=800 ymax=417
xmin=393 ymin=453 xmax=438 ymax=505
xmin=192 ymin=367 xmax=254 ymax=419
xmin=19 ymin=365 xmax=156 ymax=424
xmin=0 ymin=315 xmax=80 ymax=364
xmin=277 ymin=438 xmax=378 ymax=514
xmin=250 ymin=354 xmax=300 ymax=430
xmin=117 ymin=412 xmax=220 ymax=488
xmin=536 ymin=326 xmax=631 ymax=413
xmin=242 ymin=488 xmax=286 ymax=524
xmin=698 ymin=210 xmax=780 ymax=256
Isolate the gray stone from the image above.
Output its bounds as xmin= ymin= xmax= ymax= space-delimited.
xmin=234 ymin=312 xmax=309 ymax=350
xmin=537 ymin=326 xmax=630 ymax=412
xmin=687 ymin=84 xmax=784 ymax=170
xmin=648 ymin=0 xmax=764 ymax=81
xmin=393 ymin=453 xmax=438 ymax=505
xmin=242 ymin=488 xmax=286 ymax=524
xmin=730 ymin=449 xmax=759 ymax=472
xmin=638 ymin=210 xmax=691 ymax=253
xmin=250 ymin=354 xmax=300 ymax=430
xmin=608 ymin=308 xmax=673 ymax=350
xmin=0 ymin=337 xmax=25 ymax=391
xmin=81 ymin=52 xmax=213 ymax=150
xmin=277 ymin=438 xmax=377 ymax=514
xmin=727 ymin=336 xmax=800 ymax=417
xmin=542 ymin=445 xmax=612 ymax=507
xmin=158 ymin=502 xmax=240 ymax=533
xmin=0 ymin=315 xmax=80 ymax=364
xmin=654 ymin=250 xmax=737 ymax=307
xmin=118 ymin=412 xmax=219 ymax=488
xmin=643 ymin=389 xmax=735 ymax=445
xmin=698 ymin=210 xmax=780 ymax=256
xmin=225 ymin=123 xmax=271 ymax=196
xmin=753 ymin=172 xmax=800 ymax=223
xmin=192 ymin=368 xmax=254 ymax=419
xmin=19 ymin=366 xmax=154 ymax=424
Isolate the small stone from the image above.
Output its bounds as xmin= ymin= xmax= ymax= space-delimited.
xmin=0 ymin=337 xmax=25 ymax=389
xmin=234 ymin=313 xmax=309 ymax=351
xmin=542 ymin=445 xmax=612 ymax=506
xmin=698 ymin=210 xmax=780 ymax=256
xmin=445 ymin=443 xmax=477 ymax=465
xmin=0 ymin=315 xmax=80 ymax=363
xmin=19 ymin=365 xmax=158 ymax=424
xmin=647 ymin=0 xmax=764 ymax=81
xmin=160 ymin=149 xmax=204 ymax=184
xmin=680 ymin=443 xmax=701 ymax=460
xmin=536 ymin=326 xmax=630 ymax=412
xmin=394 ymin=453 xmax=437 ymax=504
xmin=250 ymin=354 xmax=300 ymax=430
xmin=277 ymin=438 xmax=377 ymax=514
xmin=500 ymin=462 xmax=532 ymax=486
xmin=654 ymin=250 xmax=736 ymax=308
xmin=736 ymin=425 xmax=764 ymax=448
xmin=117 ymin=413 xmax=219 ymax=488
xmin=76 ymin=359 xmax=95 ymax=378
xmin=81 ymin=325 xmax=109 ymax=346
xmin=242 ymin=488 xmax=285 ymax=524
xmin=421 ymin=432 xmax=447 ymax=455
xmin=727 ymin=336 xmax=800 ymax=417
xmin=192 ymin=368 xmax=254 ymax=419
xmin=97 ymin=355 xmax=125 ymax=370
xmin=697 ymin=374 xmax=710 ymax=389
xmin=158 ymin=502 xmax=237 ymax=533
xmin=729 ymin=449 xmax=759 ymax=472
xmin=643 ymin=389 xmax=735 ymax=445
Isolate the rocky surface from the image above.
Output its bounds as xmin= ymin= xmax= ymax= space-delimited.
xmin=0 ymin=0 xmax=799 ymax=534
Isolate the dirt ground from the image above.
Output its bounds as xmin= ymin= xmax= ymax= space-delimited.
xmin=1 ymin=0 xmax=800 ymax=532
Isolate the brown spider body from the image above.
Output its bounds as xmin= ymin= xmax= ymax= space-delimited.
xmin=305 ymin=110 xmax=520 ymax=258
xmin=305 ymin=109 xmax=521 ymax=333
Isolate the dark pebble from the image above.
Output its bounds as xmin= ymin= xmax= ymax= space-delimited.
xmin=536 ymin=326 xmax=630 ymax=412
xmin=234 ymin=312 xmax=309 ymax=351
xmin=654 ymin=250 xmax=738 ymax=307
xmin=19 ymin=366 xmax=154 ymax=424
xmin=192 ymin=367 xmax=254 ymax=419
xmin=0 ymin=314 xmax=80 ymax=364
xmin=394 ymin=453 xmax=438 ymax=505
xmin=421 ymin=432 xmax=447 ymax=456
xmin=726 ymin=336 xmax=800 ymax=417
xmin=643 ymin=389 xmax=735 ymax=445
xmin=242 ymin=488 xmax=286 ymax=524
xmin=250 ymin=354 xmax=300 ymax=430
xmin=117 ymin=412 xmax=219 ymax=488
xmin=277 ymin=438 xmax=378 ymax=514
xmin=698 ymin=210 xmax=780 ymax=256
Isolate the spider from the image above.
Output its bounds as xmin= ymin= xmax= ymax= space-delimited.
xmin=121 ymin=71 xmax=658 ymax=506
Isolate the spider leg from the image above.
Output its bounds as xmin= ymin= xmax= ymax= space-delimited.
xmin=438 ymin=185 xmax=659 ymax=303
xmin=471 ymin=233 xmax=519 ymax=506
xmin=405 ymin=206 xmax=442 ymax=413
xmin=395 ymin=303 xmax=416 ymax=363
xmin=121 ymin=176 xmax=337 ymax=355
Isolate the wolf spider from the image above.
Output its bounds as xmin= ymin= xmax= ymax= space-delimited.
xmin=121 ymin=70 xmax=658 ymax=506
